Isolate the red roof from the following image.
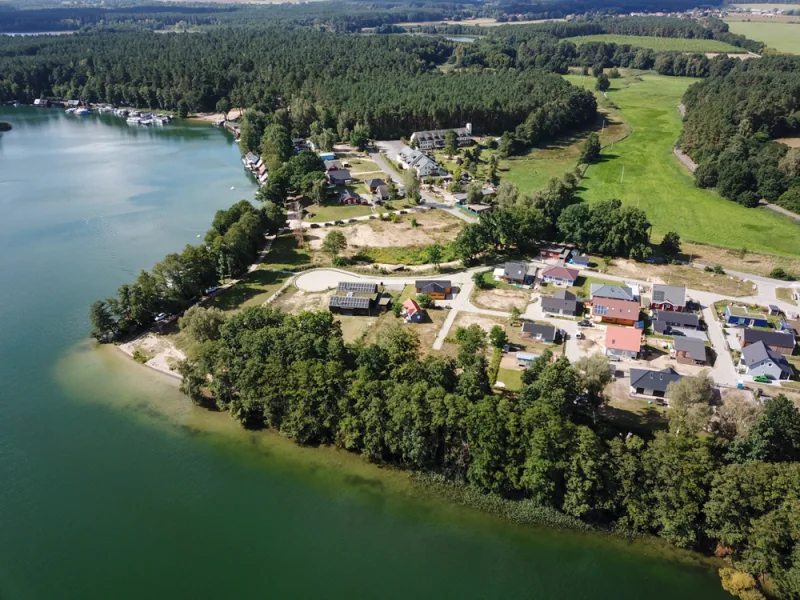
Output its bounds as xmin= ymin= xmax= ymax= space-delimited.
xmin=403 ymin=298 xmax=422 ymax=316
xmin=593 ymin=297 xmax=640 ymax=316
xmin=542 ymin=265 xmax=579 ymax=281
xmin=605 ymin=326 xmax=642 ymax=352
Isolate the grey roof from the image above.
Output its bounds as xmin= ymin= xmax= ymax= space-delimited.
xmin=652 ymin=310 xmax=699 ymax=328
xmin=324 ymin=160 xmax=343 ymax=170
xmin=570 ymin=255 xmax=590 ymax=266
xmin=328 ymin=169 xmax=352 ymax=181
xmin=504 ymin=261 xmax=527 ymax=280
xmin=411 ymin=127 xmax=470 ymax=142
xmin=651 ymin=284 xmax=687 ymax=307
xmin=521 ymin=322 xmax=557 ymax=339
xmin=741 ymin=341 xmax=793 ymax=376
xmin=742 ymin=328 xmax=796 ymax=348
xmin=542 ymin=290 xmax=579 ymax=313
xmin=673 ymin=337 xmax=706 ymax=361
xmin=415 ymin=280 xmax=451 ymax=294
xmin=329 ymin=295 xmax=372 ymax=310
xmin=365 ymin=178 xmax=386 ymax=188
xmin=591 ymin=284 xmax=635 ymax=301
xmin=338 ymin=281 xmax=378 ymax=294
xmin=630 ymin=368 xmax=682 ymax=393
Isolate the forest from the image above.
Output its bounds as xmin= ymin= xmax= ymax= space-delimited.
xmin=173 ymin=303 xmax=800 ymax=600
xmin=680 ymin=55 xmax=800 ymax=212
xmin=0 ymin=28 xmax=597 ymax=139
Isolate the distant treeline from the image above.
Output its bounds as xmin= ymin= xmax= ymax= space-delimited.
xmin=681 ymin=55 xmax=800 ymax=212
xmin=0 ymin=29 xmax=596 ymax=140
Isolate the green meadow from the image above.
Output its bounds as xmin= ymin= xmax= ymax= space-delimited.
xmin=564 ymin=73 xmax=800 ymax=256
xmin=563 ymin=34 xmax=741 ymax=53
xmin=724 ymin=20 xmax=800 ymax=54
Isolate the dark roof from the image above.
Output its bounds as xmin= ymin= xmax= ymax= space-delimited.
xmin=365 ymin=178 xmax=386 ymax=188
xmin=653 ymin=310 xmax=699 ymax=328
xmin=541 ymin=265 xmax=579 ymax=282
xmin=504 ymin=261 xmax=527 ymax=280
xmin=651 ymin=284 xmax=686 ymax=307
xmin=329 ymin=295 xmax=372 ymax=310
xmin=741 ymin=341 xmax=793 ymax=376
xmin=339 ymin=189 xmax=360 ymax=201
xmin=416 ymin=280 xmax=451 ymax=294
xmin=673 ymin=337 xmax=706 ymax=361
xmin=742 ymin=328 xmax=796 ymax=348
xmin=324 ymin=160 xmax=343 ymax=170
xmin=328 ymin=169 xmax=352 ymax=181
xmin=542 ymin=290 xmax=578 ymax=313
xmin=338 ymin=281 xmax=378 ymax=294
xmin=653 ymin=320 xmax=669 ymax=334
xmin=630 ymin=368 xmax=682 ymax=393
xmin=570 ymin=255 xmax=590 ymax=266
xmin=521 ymin=322 xmax=557 ymax=338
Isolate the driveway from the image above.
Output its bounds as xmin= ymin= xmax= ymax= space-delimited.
xmin=700 ymin=301 xmax=739 ymax=387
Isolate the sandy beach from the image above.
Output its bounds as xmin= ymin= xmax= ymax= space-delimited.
xmin=189 ymin=108 xmax=242 ymax=123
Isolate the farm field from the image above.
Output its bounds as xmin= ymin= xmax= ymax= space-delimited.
xmin=563 ymin=34 xmax=741 ymax=53
xmin=731 ymin=4 xmax=800 ymax=11
xmin=724 ymin=20 xmax=800 ymax=53
xmin=565 ymin=73 xmax=800 ymax=257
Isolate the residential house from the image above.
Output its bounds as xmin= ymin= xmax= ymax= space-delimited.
xmin=592 ymin=297 xmax=641 ymax=326
xmin=365 ymin=178 xmax=386 ymax=192
xmin=673 ymin=337 xmax=707 ymax=365
xmin=650 ymin=284 xmax=687 ymax=312
xmin=415 ymin=280 xmax=452 ymax=300
xmin=541 ymin=265 xmax=579 ymax=287
xmin=739 ymin=341 xmax=792 ymax=380
xmin=337 ymin=281 xmax=378 ymax=294
xmin=605 ymin=326 xmax=642 ymax=360
xmin=590 ymin=284 xmax=636 ymax=303
xmin=740 ymin=328 xmax=796 ymax=356
xmin=629 ymin=368 xmax=683 ymax=399
xmin=374 ymin=185 xmax=390 ymax=203
xmin=402 ymin=298 xmax=425 ymax=323
xmin=541 ymin=290 xmax=580 ymax=317
xmin=724 ymin=305 xmax=769 ymax=328
xmin=324 ymin=160 xmax=344 ymax=171
xmin=502 ymin=262 xmax=534 ymax=286
xmin=328 ymin=169 xmax=352 ymax=185
xmin=569 ymin=255 xmax=591 ymax=268
xmin=652 ymin=310 xmax=700 ymax=334
xmin=516 ymin=352 xmax=538 ymax=368
xmin=398 ymin=146 xmax=446 ymax=178
xmin=458 ymin=203 xmax=494 ymax=216
xmin=768 ymin=305 xmax=784 ymax=316
xmin=328 ymin=293 xmax=377 ymax=315
xmin=520 ymin=323 xmax=558 ymax=344
xmin=410 ymin=124 xmax=472 ymax=150
xmin=538 ymin=244 xmax=571 ymax=261
xmin=338 ymin=189 xmax=365 ymax=205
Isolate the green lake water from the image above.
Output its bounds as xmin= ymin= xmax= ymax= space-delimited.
xmin=0 ymin=107 xmax=731 ymax=599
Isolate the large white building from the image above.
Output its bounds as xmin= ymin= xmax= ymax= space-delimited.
xmin=398 ymin=146 xmax=446 ymax=178
xmin=410 ymin=124 xmax=472 ymax=150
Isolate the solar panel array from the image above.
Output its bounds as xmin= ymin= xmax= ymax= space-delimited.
xmin=329 ymin=295 xmax=372 ymax=310
xmin=652 ymin=290 xmax=665 ymax=302
xmin=338 ymin=281 xmax=378 ymax=294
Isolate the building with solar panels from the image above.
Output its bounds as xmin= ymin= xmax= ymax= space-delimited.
xmin=329 ymin=281 xmax=383 ymax=315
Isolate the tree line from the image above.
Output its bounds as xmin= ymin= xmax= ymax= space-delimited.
xmin=680 ymin=55 xmax=800 ymax=212
xmin=88 ymin=199 xmax=284 ymax=340
xmin=0 ymin=28 xmax=596 ymax=140
xmin=176 ymin=303 xmax=800 ymax=599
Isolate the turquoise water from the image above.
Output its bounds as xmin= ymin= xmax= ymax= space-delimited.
xmin=0 ymin=107 xmax=730 ymax=599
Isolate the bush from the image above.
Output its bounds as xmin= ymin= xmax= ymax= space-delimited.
xmin=410 ymin=217 xmax=418 ymax=227
xmin=416 ymin=293 xmax=435 ymax=309
xmin=332 ymin=256 xmax=348 ymax=267
xmin=776 ymin=186 xmax=800 ymax=214
xmin=132 ymin=349 xmax=149 ymax=364
xmin=488 ymin=347 xmax=502 ymax=384
xmin=706 ymin=264 xmax=726 ymax=275
xmin=769 ymin=267 xmax=795 ymax=281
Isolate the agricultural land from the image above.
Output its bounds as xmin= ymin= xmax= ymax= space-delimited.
xmin=723 ymin=20 xmax=800 ymax=54
xmin=563 ymin=34 xmax=742 ymax=53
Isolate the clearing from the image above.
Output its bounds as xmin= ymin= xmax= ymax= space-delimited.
xmin=305 ymin=201 xmax=373 ymax=223
xmin=724 ymin=20 xmax=800 ymax=54
xmin=209 ymin=269 xmax=290 ymax=311
xmin=597 ymin=260 xmax=755 ymax=297
xmin=563 ymin=34 xmax=741 ymax=53
xmin=565 ymin=72 xmax=800 ymax=257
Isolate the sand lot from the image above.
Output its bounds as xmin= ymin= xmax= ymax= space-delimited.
xmin=472 ymin=288 xmax=531 ymax=311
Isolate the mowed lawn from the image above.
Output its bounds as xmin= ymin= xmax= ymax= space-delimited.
xmin=563 ymin=34 xmax=741 ymax=53
xmin=566 ymin=73 xmax=800 ymax=257
xmin=724 ymin=21 xmax=800 ymax=54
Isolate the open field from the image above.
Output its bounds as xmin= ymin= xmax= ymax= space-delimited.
xmin=305 ymin=202 xmax=373 ymax=223
xmin=563 ymin=34 xmax=741 ymax=53
xmin=732 ymin=4 xmax=800 ymax=10
xmin=681 ymin=243 xmax=800 ymax=278
xmin=724 ymin=20 xmax=800 ymax=53
xmin=396 ymin=17 xmax=563 ymax=28
xmin=565 ymin=73 xmax=800 ymax=257
xmin=209 ymin=269 xmax=290 ymax=312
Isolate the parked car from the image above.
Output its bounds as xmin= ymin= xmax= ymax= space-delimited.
xmin=334 ymin=220 xmax=344 ymax=225
xmin=155 ymin=312 xmax=168 ymax=322
xmin=577 ymin=320 xmax=592 ymax=328
xmin=348 ymin=218 xmax=358 ymax=223
xmin=205 ymin=286 xmax=218 ymax=295
xmin=309 ymin=223 xmax=320 ymax=229
xmin=753 ymin=375 xmax=770 ymax=384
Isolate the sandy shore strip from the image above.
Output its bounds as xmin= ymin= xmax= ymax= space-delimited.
xmin=189 ymin=108 xmax=242 ymax=123
xmin=119 ymin=333 xmax=185 ymax=380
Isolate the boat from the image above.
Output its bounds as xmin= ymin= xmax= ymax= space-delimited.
xmin=75 ymin=108 xmax=90 ymax=116
xmin=65 ymin=107 xmax=77 ymax=115
xmin=126 ymin=116 xmax=141 ymax=125
xmin=139 ymin=118 xmax=152 ymax=126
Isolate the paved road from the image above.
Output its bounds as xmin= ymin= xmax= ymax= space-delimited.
xmin=524 ymin=299 xmax=582 ymax=362
xmin=697 ymin=293 xmax=739 ymax=387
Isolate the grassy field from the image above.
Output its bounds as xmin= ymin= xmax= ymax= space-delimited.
xmin=209 ymin=269 xmax=290 ymax=312
xmin=496 ymin=368 xmax=523 ymax=391
xmin=305 ymin=202 xmax=373 ymax=223
xmin=731 ymin=4 xmax=800 ymax=11
xmin=563 ymin=34 xmax=741 ymax=53
xmin=565 ymin=73 xmax=800 ymax=257
xmin=724 ymin=20 xmax=800 ymax=53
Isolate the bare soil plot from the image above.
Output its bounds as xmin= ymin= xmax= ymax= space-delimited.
xmin=271 ymin=287 xmax=333 ymax=313
xmin=471 ymin=288 xmax=531 ymax=311
xmin=681 ymin=243 xmax=800 ymax=279
xmin=777 ymin=137 xmax=800 ymax=148
xmin=600 ymin=260 xmax=754 ymax=297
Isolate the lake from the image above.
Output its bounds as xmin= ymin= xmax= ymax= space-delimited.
xmin=0 ymin=107 xmax=730 ymax=599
